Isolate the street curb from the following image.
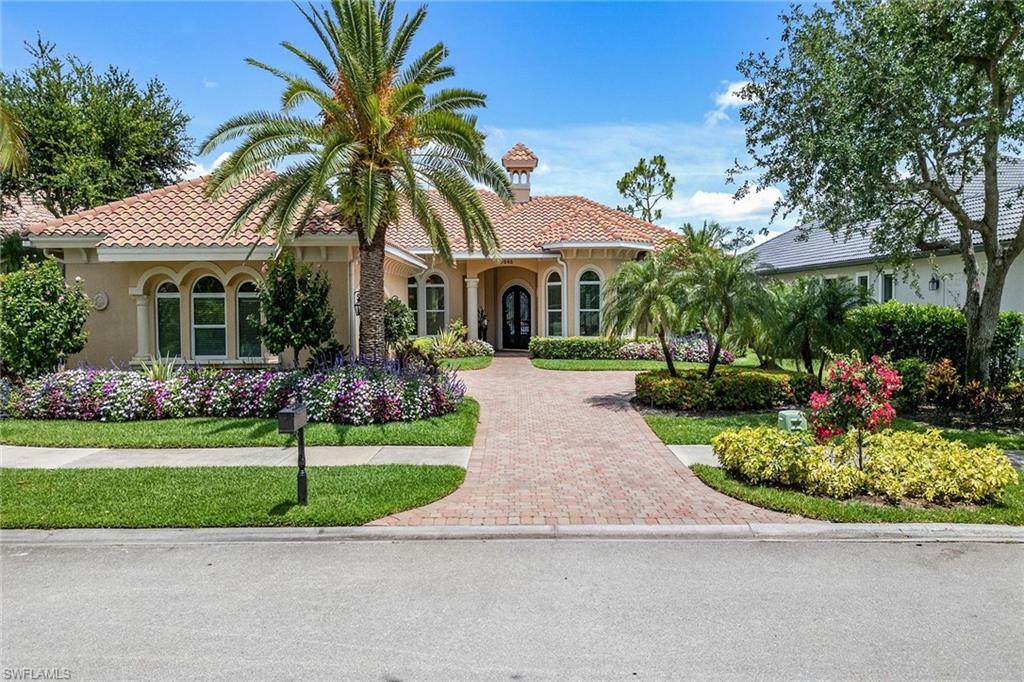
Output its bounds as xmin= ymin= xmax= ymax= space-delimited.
xmin=3 ymin=522 xmax=1023 ymax=545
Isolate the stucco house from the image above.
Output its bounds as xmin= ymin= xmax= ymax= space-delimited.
xmin=751 ymin=159 xmax=1024 ymax=312
xmin=24 ymin=143 xmax=676 ymax=366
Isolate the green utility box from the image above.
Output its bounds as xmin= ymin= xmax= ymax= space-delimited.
xmin=778 ymin=409 xmax=807 ymax=432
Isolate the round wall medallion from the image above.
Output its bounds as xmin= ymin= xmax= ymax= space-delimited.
xmin=92 ymin=291 xmax=109 ymax=311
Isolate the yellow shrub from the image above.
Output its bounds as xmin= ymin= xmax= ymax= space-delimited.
xmin=711 ymin=426 xmax=1016 ymax=505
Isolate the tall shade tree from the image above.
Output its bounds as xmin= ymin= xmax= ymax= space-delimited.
xmin=603 ymin=245 xmax=687 ymax=377
xmin=201 ymin=0 xmax=512 ymax=362
xmin=0 ymin=39 xmax=192 ymax=216
xmin=733 ymin=0 xmax=1024 ymax=385
xmin=616 ymin=155 xmax=675 ymax=223
xmin=0 ymin=102 xmax=28 ymax=176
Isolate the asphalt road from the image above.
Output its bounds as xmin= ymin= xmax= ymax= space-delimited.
xmin=2 ymin=537 xmax=1022 ymax=680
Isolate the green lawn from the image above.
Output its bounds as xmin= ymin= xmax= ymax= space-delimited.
xmin=531 ymin=353 xmax=764 ymax=372
xmin=443 ymin=356 xmax=492 ymax=371
xmin=644 ymin=412 xmax=1024 ymax=450
xmin=0 ymin=398 xmax=479 ymax=448
xmin=692 ymin=464 xmax=1024 ymax=525
xmin=0 ymin=465 xmax=465 ymax=529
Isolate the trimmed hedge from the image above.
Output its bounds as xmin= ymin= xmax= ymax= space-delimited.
xmin=845 ymin=301 xmax=1024 ymax=386
xmin=528 ymin=336 xmax=623 ymax=359
xmin=635 ymin=369 xmax=801 ymax=411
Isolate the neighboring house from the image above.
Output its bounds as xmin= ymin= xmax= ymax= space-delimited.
xmin=1 ymin=193 xmax=56 ymax=238
xmin=25 ymin=143 xmax=676 ymax=366
xmin=751 ymin=159 xmax=1024 ymax=312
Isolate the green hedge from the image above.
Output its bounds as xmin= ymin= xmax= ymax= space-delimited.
xmin=635 ymin=369 xmax=798 ymax=411
xmin=528 ymin=336 xmax=623 ymax=359
xmin=845 ymin=301 xmax=1024 ymax=386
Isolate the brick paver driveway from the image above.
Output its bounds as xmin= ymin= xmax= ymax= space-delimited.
xmin=374 ymin=356 xmax=797 ymax=526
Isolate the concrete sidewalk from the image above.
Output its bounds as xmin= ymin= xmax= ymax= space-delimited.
xmin=0 ymin=444 xmax=471 ymax=469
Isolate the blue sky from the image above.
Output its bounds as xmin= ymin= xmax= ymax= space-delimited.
xmin=1 ymin=1 xmax=794 ymax=236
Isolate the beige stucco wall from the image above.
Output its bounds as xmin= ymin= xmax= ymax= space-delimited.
xmin=771 ymin=251 xmax=1024 ymax=312
xmin=57 ymin=244 xmax=644 ymax=364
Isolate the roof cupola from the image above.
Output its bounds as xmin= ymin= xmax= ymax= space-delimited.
xmin=502 ymin=143 xmax=539 ymax=204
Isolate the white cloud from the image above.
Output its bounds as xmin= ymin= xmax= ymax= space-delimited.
xmin=482 ymin=120 xmax=793 ymax=231
xmin=183 ymin=151 xmax=231 ymax=180
xmin=705 ymin=80 xmax=750 ymax=128
xmin=202 ymin=77 xmax=218 ymax=89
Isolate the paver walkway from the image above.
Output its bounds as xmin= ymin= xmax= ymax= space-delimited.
xmin=373 ymin=356 xmax=798 ymax=526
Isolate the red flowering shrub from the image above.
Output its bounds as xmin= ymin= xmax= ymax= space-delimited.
xmin=808 ymin=353 xmax=901 ymax=465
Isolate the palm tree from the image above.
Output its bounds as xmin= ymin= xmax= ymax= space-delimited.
xmin=779 ymin=277 xmax=822 ymax=375
xmin=780 ymin=276 xmax=867 ymax=379
xmin=603 ymin=245 xmax=687 ymax=377
xmin=201 ymin=0 xmax=512 ymax=362
xmin=682 ymin=245 xmax=766 ymax=379
xmin=0 ymin=102 xmax=28 ymax=176
xmin=738 ymin=278 xmax=786 ymax=369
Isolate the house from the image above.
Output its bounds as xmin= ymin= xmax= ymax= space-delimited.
xmin=751 ymin=159 xmax=1024 ymax=312
xmin=24 ymin=143 xmax=677 ymax=366
xmin=1 ymin=193 xmax=55 ymax=238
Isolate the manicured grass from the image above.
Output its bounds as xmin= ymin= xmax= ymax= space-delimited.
xmin=0 ymin=465 xmax=466 ymax=529
xmin=0 ymin=398 xmax=479 ymax=448
xmin=691 ymin=464 xmax=1024 ymax=525
xmin=443 ymin=356 xmax=492 ymax=371
xmin=645 ymin=412 xmax=1024 ymax=450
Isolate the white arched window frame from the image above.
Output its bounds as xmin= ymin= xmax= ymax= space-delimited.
xmin=424 ymin=272 xmax=448 ymax=335
xmin=155 ymin=281 xmax=181 ymax=358
xmin=191 ymin=276 xmax=227 ymax=359
xmin=577 ymin=268 xmax=602 ymax=337
xmin=545 ymin=270 xmax=564 ymax=337
xmin=236 ymin=281 xmax=261 ymax=360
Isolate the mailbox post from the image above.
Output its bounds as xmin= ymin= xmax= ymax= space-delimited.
xmin=277 ymin=403 xmax=309 ymax=505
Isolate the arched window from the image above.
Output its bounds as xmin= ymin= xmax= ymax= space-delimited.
xmin=545 ymin=271 xmax=563 ymax=336
xmin=425 ymin=274 xmax=446 ymax=335
xmin=407 ymin=276 xmax=419 ymax=317
xmin=192 ymin=276 xmax=226 ymax=358
xmin=577 ymin=270 xmax=601 ymax=336
xmin=155 ymin=282 xmax=181 ymax=358
xmin=236 ymin=281 xmax=261 ymax=359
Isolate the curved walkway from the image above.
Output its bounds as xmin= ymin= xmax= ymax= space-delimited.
xmin=374 ymin=356 xmax=798 ymax=526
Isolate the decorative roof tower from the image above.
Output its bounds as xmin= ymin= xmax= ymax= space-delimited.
xmin=502 ymin=143 xmax=539 ymax=204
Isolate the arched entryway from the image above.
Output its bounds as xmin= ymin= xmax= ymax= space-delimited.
xmin=502 ymin=285 xmax=531 ymax=350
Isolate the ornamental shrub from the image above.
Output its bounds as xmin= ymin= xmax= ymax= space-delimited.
xmin=808 ymin=352 xmax=901 ymax=449
xmin=960 ymin=380 xmax=1004 ymax=424
xmin=1002 ymin=381 xmax=1024 ymax=426
xmin=788 ymin=373 xmax=820 ymax=406
xmin=0 ymin=258 xmax=91 ymax=379
xmin=892 ymin=357 xmax=929 ymax=413
xmin=922 ymin=359 xmax=962 ymax=420
xmin=845 ymin=301 xmax=1024 ymax=386
xmin=528 ymin=336 xmax=623 ymax=359
xmin=635 ymin=369 xmax=793 ymax=411
xmin=4 ymin=364 xmax=465 ymax=425
xmin=711 ymin=426 xmax=1015 ymax=504
xmin=383 ymin=297 xmax=415 ymax=349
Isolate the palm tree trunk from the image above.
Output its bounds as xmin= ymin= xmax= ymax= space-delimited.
xmin=658 ymin=329 xmax=677 ymax=378
xmin=358 ymin=227 xmax=388 ymax=363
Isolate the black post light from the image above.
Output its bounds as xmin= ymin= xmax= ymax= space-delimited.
xmin=277 ymin=403 xmax=309 ymax=505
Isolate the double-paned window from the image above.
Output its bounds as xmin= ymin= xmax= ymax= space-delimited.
xmin=546 ymin=272 xmax=563 ymax=336
xmin=155 ymin=282 xmax=181 ymax=358
xmin=578 ymin=270 xmax=601 ymax=336
xmin=236 ymin=281 xmax=261 ymax=358
xmin=192 ymin=276 xmax=226 ymax=358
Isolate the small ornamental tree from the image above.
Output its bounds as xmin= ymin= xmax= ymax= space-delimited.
xmin=256 ymin=250 xmax=334 ymax=367
xmin=0 ymin=257 xmax=91 ymax=378
xmin=383 ymin=296 xmax=415 ymax=352
xmin=808 ymin=352 xmax=901 ymax=467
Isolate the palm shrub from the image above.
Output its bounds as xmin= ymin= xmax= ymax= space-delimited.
xmin=201 ymin=0 xmax=512 ymax=363
xmin=603 ymin=246 xmax=687 ymax=376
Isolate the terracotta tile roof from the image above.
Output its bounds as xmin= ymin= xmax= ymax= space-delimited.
xmin=501 ymin=143 xmax=538 ymax=167
xmin=1 ymin=194 xmax=56 ymax=236
xmin=28 ymin=173 xmax=678 ymax=254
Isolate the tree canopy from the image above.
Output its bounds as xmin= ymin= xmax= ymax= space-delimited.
xmin=0 ymin=38 xmax=192 ymax=217
xmin=616 ymin=155 xmax=675 ymax=223
xmin=733 ymin=0 xmax=1024 ymax=384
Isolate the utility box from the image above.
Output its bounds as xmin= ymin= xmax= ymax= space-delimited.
xmin=778 ymin=409 xmax=807 ymax=432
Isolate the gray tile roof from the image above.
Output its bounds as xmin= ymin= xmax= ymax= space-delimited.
xmin=752 ymin=159 xmax=1024 ymax=273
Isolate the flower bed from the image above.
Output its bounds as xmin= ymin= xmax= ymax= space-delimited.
xmin=712 ymin=426 xmax=1016 ymax=505
xmin=635 ymin=368 xmax=796 ymax=411
xmin=530 ymin=332 xmax=736 ymax=363
xmin=3 ymin=364 xmax=465 ymax=425
xmin=617 ymin=336 xmax=736 ymax=364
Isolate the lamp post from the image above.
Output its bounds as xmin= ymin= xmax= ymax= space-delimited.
xmin=277 ymin=403 xmax=309 ymax=505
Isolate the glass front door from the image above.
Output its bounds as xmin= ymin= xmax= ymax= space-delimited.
xmin=502 ymin=285 xmax=531 ymax=350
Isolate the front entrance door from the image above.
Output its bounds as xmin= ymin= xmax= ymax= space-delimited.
xmin=502 ymin=285 xmax=531 ymax=350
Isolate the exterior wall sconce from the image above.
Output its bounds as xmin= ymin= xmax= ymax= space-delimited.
xmin=928 ymin=276 xmax=941 ymax=291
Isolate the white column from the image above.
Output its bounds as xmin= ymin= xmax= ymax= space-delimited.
xmin=132 ymin=294 xmax=151 ymax=362
xmin=466 ymin=278 xmax=479 ymax=340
